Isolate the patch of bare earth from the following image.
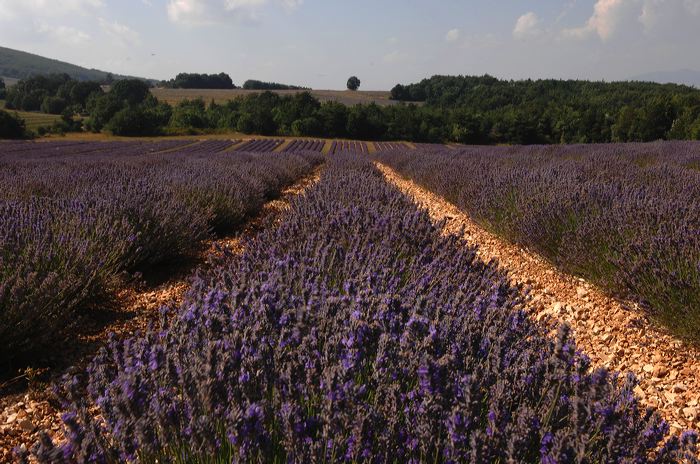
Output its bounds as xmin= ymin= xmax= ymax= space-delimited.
xmin=377 ymin=162 xmax=700 ymax=437
xmin=0 ymin=166 xmax=323 ymax=461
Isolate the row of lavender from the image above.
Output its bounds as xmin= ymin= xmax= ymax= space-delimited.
xmin=283 ymin=139 xmax=326 ymax=153
xmin=0 ymin=141 xmax=323 ymax=366
xmin=329 ymin=140 xmax=368 ymax=154
xmin=29 ymin=155 xmax=697 ymax=463
xmin=234 ymin=139 xmax=284 ymax=152
xmin=0 ymin=140 xmax=193 ymax=160
xmin=376 ymin=141 xmax=700 ymax=341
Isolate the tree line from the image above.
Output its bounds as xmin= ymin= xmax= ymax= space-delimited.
xmin=242 ymin=80 xmax=309 ymax=91
xmin=3 ymin=73 xmax=700 ymax=142
xmin=160 ymin=73 xmax=236 ymax=89
xmin=390 ymin=75 xmax=700 ymax=143
xmin=158 ymin=73 xmax=309 ymax=91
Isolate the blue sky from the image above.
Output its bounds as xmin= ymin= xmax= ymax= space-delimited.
xmin=1 ymin=0 xmax=699 ymax=89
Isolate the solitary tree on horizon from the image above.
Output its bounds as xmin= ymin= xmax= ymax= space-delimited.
xmin=347 ymin=76 xmax=361 ymax=91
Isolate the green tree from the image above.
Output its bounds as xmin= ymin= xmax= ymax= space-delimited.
xmin=0 ymin=109 xmax=27 ymax=139
xmin=273 ymin=92 xmax=321 ymax=134
xmin=110 ymin=79 xmax=151 ymax=105
xmin=316 ymin=101 xmax=349 ymax=137
xmin=291 ymin=117 xmax=322 ymax=136
xmin=0 ymin=77 xmax=6 ymax=99
xmin=85 ymin=93 xmax=122 ymax=132
xmin=347 ymin=76 xmax=361 ymax=91
xmin=171 ymin=98 xmax=207 ymax=129
xmin=41 ymin=96 xmax=68 ymax=115
xmin=106 ymin=106 xmax=162 ymax=136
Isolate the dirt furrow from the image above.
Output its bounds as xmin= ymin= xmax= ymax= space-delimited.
xmin=0 ymin=166 xmax=323 ymax=460
xmin=377 ymin=162 xmax=700 ymax=436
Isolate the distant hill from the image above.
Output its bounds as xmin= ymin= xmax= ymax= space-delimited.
xmin=631 ymin=69 xmax=700 ymax=88
xmin=0 ymin=46 xmax=148 ymax=82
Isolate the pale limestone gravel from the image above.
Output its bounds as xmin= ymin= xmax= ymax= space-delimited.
xmin=0 ymin=166 xmax=323 ymax=462
xmin=377 ymin=162 xmax=700 ymax=436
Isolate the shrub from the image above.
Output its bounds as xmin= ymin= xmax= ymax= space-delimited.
xmin=0 ymin=109 xmax=27 ymax=139
xmin=105 ymin=106 xmax=161 ymax=136
xmin=40 ymin=96 xmax=68 ymax=115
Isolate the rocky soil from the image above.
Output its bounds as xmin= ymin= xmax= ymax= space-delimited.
xmin=377 ymin=162 xmax=700 ymax=436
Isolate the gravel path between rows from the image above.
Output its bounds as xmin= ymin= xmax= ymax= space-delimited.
xmin=377 ymin=162 xmax=700 ymax=436
xmin=0 ymin=166 xmax=323 ymax=461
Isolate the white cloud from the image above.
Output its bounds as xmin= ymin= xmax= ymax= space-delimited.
xmin=167 ymin=0 xmax=209 ymax=24
xmin=563 ymin=0 xmax=700 ymax=41
xmin=563 ymin=0 xmax=633 ymax=40
xmin=685 ymin=0 xmax=700 ymax=14
xmin=513 ymin=12 xmax=542 ymax=39
xmin=224 ymin=0 xmax=266 ymax=10
xmin=445 ymin=28 xmax=460 ymax=42
xmin=36 ymin=22 xmax=90 ymax=45
xmin=99 ymin=18 xmax=140 ymax=47
xmin=639 ymin=0 xmax=700 ymax=30
xmin=383 ymin=50 xmax=409 ymax=64
xmin=167 ymin=0 xmax=301 ymax=25
xmin=279 ymin=0 xmax=302 ymax=11
xmin=0 ymin=0 xmax=103 ymax=20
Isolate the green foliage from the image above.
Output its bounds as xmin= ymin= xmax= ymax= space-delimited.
xmin=0 ymin=109 xmax=28 ymax=139
xmin=242 ymin=79 xmax=309 ymax=90
xmin=346 ymin=103 xmax=385 ymax=139
xmin=347 ymin=76 xmax=361 ymax=91
xmin=388 ymin=74 xmax=700 ymax=142
xmin=106 ymin=106 xmax=163 ymax=136
xmin=110 ymin=79 xmax=151 ymax=105
xmin=85 ymin=93 xmax=122 ymax=132
xmin=40 ymin=96 xmax=68 ymax=115
xmin=273 ymin=92 xmax=320 ymax=134
xmin=315 ymin=101 xmax=348 ymax=137
xmin=291 ymin=117 xmax=322 ymax=136
xmin=163 ymin=73 xmax=235 ymax=89
xmin=235 ymin=91 xmax=280 ymax=135
xmin=5 ymin=74 xmax=102 ymax=116
xmin=0 ymin=77 xmax=5 ymax=99
xmin=170 ymin=98 xmax=207 ymax=129
xmin=57 ymin=80 xmax=103 ymax=110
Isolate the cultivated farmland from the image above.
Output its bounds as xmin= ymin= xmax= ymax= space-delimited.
xmin=1 ymin=140 xmax=699 ymax=462
xmin=0 ymin=100 xmax=60 ymax=131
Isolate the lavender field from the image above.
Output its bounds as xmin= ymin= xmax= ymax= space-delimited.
xmin=1 ymin=140 xmax=699 ymax=462
xmin=0 ymin=140 xmax=323 ymax=365
xmin=376 ymin=141 xmax=700 ymax=342
xmin=28 ymin=155 xmax=698 ymax=463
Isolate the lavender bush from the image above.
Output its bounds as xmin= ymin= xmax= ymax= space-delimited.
xmin=31 ymin=155 xmax=697 ymax=463
xmin=0 ymin=141 xmax=323 ymax=365
xmin=376 ymin=141 xmax=700 ymax=342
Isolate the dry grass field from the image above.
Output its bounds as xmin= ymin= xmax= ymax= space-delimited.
xmin=0 ymin=76 xmax=19 ymax=86
xmin=151 ymin=87 xmax=404 ymax=106
xmin=0 ymin=100 xmax=60 ymax=131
